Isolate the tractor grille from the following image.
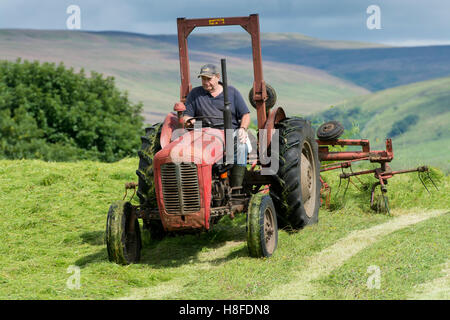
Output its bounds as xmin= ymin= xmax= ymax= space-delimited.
xmin=160 ymin=163 xmax=201 ymax=214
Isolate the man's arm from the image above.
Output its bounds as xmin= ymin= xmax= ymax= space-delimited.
xmin=239 ymin=113 xmax=250 ymax=130
xmin=183 ymin=89 xmax=197 ymax=126
xmin=232 ymin=87 xmax=251 ymax=143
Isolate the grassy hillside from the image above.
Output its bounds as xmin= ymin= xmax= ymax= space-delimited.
xmin=0 ymin=29 xmax=369 ymax=124
xmin=310 ymin=76 xmax=450 ymax=172
xmin=0 ymin=158 xmax=448 ymax=300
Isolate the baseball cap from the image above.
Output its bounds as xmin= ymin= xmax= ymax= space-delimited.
xmin=198 ymin=64 xmax=219 ymax=78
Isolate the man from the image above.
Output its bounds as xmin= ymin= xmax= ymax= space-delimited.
xmin=183 ymin=63 xmax=250 ymax=189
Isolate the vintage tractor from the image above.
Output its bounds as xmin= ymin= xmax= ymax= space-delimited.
xmin=105 ymin=14 xmax=321 ymax=264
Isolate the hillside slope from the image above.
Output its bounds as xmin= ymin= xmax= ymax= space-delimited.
xmin=144 ymin=32 xmax=450 ymax=91
xmin=0 ymin=29 xmax=370 ymax=123
xmin=310 ymin=76 xmax=450 ymax=171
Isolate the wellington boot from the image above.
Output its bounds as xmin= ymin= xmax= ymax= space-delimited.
xmin=230 ymin=165 xmax=247 ymax=188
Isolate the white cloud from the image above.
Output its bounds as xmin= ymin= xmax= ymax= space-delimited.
xmin=381 ymin=39 xmax=450 ymax=47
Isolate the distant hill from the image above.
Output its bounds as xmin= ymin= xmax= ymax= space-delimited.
xmin=1 ymin=28 xmax=449 ymax=131
xmin=309 ymin=76 xmax=450 ymax=172
xmin=166 ymin=32 xmax=450 ymax=92
xmin=0 ymin=29 xmax=370 ymax=123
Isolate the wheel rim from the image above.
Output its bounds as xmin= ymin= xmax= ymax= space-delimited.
xmin=300 ymin=140 xmax=317 ymax=218
xmin=322 ymin=123 xmax=336 ymax=133
xmin=264 ymin=206 xmax=276 ymax=254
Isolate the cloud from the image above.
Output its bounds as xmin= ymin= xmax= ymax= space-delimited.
xmin=0 ymin=0 xmax=449 ymax=44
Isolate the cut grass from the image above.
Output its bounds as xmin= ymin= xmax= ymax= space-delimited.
xmin=0 ymin=158 xmax=448 ymax=299
xmin=265 ymin=210 xmax=446 ymax=299
xmin=407 ymin=260 xmax=449 ymax=300
xmin=314 ymin=212 xmax=449 ymax=299
xmin=130 ymin=211 xmax=390 ymax=300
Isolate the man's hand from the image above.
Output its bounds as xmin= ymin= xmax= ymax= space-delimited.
xmin=183 ymin=116 xmax=196 ymax=128
xmin=238 ymin=127 xmax=248 ymax=144
xmin=237 ymin=113 xmax=250 ymax=143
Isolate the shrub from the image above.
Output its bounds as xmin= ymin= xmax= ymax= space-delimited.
xmin=0 ymin=59 xmax=144 ymax=162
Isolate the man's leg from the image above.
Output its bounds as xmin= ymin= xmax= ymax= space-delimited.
xmin=230 ymin=135 xmax=248 ymax=188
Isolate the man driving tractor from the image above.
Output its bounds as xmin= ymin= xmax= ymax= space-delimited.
xmin=106 ymin=15 xmax=322 ymax=265
xmin=182 ymin=63 xmax=251 ymax=189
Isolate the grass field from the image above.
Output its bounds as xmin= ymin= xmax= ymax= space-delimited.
xmin=0 ymin=158 xmax=448 ymax=300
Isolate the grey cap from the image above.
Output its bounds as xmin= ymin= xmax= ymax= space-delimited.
xmin=198 ymin=64 xmax=219 ymax=78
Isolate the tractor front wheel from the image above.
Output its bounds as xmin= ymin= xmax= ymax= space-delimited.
xmin=247 ymin=194 xmax=278 ymax=258
xmin=106 ymin=201 xmax=142 ymax=265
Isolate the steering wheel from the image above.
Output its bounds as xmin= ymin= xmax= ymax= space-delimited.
xmin=185 ymin=116 xmax=225 ymax=129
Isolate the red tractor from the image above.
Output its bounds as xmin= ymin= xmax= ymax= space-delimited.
xmin=106 ymin=14 xmax=321 ymax=264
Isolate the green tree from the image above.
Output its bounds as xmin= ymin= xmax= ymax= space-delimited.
xmin=0 ymin=59 xmax=144 ymax=162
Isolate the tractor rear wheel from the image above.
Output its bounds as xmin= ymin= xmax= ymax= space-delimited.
xmin=106 ymin=201 xmax=141 ymax=265
xmin=247 ymin=194 xmax=278 ymax=258
xmin=136 ymin=122 xmax=166 ymax=240
xmin=270 ymin=117 xmax=321 ymax=230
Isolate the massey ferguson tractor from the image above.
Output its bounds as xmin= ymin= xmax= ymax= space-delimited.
xmin=105 ymin=14 xmax=321 ymax=264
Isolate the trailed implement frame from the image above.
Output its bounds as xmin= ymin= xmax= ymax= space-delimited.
xmin=317 ymin=137 xmax=437 ymax=213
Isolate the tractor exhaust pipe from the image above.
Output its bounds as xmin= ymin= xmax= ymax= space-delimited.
xmin=221 ymin=58 xmax=232 ymax=131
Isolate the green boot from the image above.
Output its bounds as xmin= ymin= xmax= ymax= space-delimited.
xmin=230 ymin=165 xmax=247 ymax=188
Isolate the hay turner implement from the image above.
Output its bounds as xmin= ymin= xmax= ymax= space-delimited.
xmin=317 ymin=123 xmax=438 ymax=214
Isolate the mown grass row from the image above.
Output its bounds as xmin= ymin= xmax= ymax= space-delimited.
xmin=315 ymin=213 xmax=449 ymax=299
xmin=0 ymin=158 xmax=448 ymax=299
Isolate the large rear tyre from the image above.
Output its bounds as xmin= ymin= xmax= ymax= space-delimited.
xmin=270 ymin=117 xmax=321 ymax=230
xmin=247 ymin=194 xmax=278 ymax=258
xmin=136 ymin=123 xmax=166 ymax=240
xmin=106 ymin=201 xmax=141 ymax=265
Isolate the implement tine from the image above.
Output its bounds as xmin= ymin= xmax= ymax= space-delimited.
xmin=350 ymin=166 xmax=363 ymax=187
xmin=326 ymin=186 xmax=331 ymax=209
xmin=337 ymin=175 xmax=342 ymax=193
xmin=348 ymin=172 xmax=363 ymax=192
xmin=384 ymin=194 xmax=390 ymax=216
xmin=343 ymin=178 xmax=350 ymax=199
xmin=418 ymin=171 xmax=431 ymax=195
xmin=426 ymin=171 xmax=439 ymax=191
xmin=336 ymin=165 xmax=347 ymax=196
xmin=370 ymin=182 xmax=380 ymax=211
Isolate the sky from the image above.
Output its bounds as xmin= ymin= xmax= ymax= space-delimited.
xmin=1 ymin=0 xmax=449 ymax=46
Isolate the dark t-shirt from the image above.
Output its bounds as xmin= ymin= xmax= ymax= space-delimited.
xmin=184 ymin=85 xmax=250 ymax=129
